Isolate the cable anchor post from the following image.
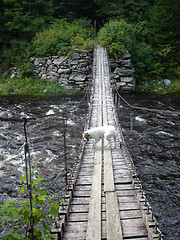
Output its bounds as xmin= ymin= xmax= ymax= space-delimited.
xmin=23 ymin=117 xmax=34 ymax=240
xmin=130 ymin=111 xmax=134 ymax=132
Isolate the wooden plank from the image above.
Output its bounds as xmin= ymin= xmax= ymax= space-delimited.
xmin=104 ymin=147 xmax=115 ymax=192
xmin=102 ymin=47 xmax=123 ymax=240
xmin=70 ymin=204 xmax=89 ymax=213
xmin=119 ymin=202 xmax=140 ymax=211
xmin=74 ymin=185 xmax=91 ymax=191
xmin=116 ymin=190 xmax=135 ymax=196
xmin=121 ymin=218 xmax=148 ymax=238
xmin=115 ymin=183 xmax=134 ymax=190
xmin=114 ymin=176 xmax=132 ymax=184
xmin=71 ymin=197 xmax=90 ymax=205
xmin=86 ymin=46 xmax=103 ymax=240
xmin=86 ymin=144 xmax=102 ymax=240
xmin=73 ymin=190 xmax=90 ymax=197
xmin=68 ymin=212 xmax=88 ymax=222
xmin=106 ymin=192 xmax=123 ymax=240
xmin=120 ymin=210 xmax=143 ymax=219
xmin=113 ymin=169 xmax=131 ymax=174
xmin=118 ymin=195 xmax=138 ymax=203
xmin=63 ymin=222 xmax=87 ymax=240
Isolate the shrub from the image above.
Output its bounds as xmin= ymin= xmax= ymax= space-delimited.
xmin=96 ymin=20 xmax=136 ymax=58
xmin=0 ymin=173 xmax=62 ymax=240
xmin=31 ymin=18 xmax=94 ymax=57
xmin=96 ymin=19 xmax=154 ymax=82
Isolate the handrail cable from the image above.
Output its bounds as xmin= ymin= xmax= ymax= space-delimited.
xmin=114 ymin=87 xmax=180 ymax=115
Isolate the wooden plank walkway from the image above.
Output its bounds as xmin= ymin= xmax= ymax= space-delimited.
xmin=51 ymin=46 xmax=162 ymax=240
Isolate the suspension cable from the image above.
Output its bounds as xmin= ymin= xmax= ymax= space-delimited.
xmin=114 ymin=87 xmax=180 ymax=115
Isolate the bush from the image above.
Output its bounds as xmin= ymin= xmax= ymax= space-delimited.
xmin=31 ymin=18 xmax=94 ymax=57
xmin=0 ymin=173 xmax=62 ymax=240
xmin=0 ymin=40 xmax=31 ymax=70
xmin=97 ymin=20 xmax=136 ymax=58
xmin=96 ymin=19 xmax=154 ymax=82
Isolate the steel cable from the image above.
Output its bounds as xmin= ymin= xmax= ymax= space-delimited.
xmin=114 ymin=87 xmax=180 ymax=115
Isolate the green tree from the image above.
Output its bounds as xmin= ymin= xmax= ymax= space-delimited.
xmin=0 ymin=0 xmax=6 ymax=49
xmin=3 ymin=0 xmax=53 ymax=42
xmin=148 ymin=0 xmax=180 ymax=76
xmin=52 ymin=0 xmax=97 ymax=20
xmin=94 ymin=0 xmax=153 ymax=23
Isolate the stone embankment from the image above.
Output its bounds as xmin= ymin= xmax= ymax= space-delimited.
xmin=30 ymin=50 xmax=93 ymax=90
xmin=27 ymin=49 xmax=135 ymax=92
xmin=110 ymin=51 xmax=135 ymax=91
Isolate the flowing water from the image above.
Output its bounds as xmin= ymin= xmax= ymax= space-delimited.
xmin=117 ymin=93 xmax=180 ymax=240
xmin=0 ymin=93 xmax=179 ymax=239
xmin=0 ymin=95 xmax=88 ymax=203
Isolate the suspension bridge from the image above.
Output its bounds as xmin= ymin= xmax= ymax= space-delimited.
xmin=51 ymin=45 xmax=162 ymax=239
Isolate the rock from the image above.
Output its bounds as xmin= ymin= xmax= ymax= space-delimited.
xmin=127 ymin=83 xmax=135 ymax=90
xmin=114 ymin=67 xmax=134 ymax=77
xmin=49 ymin=71 xmax=59 ymax=80
xmin=53 ymin=56 xmax=68 ymax=65
xmin=10 ymin=73 xmax=15 ymax=79
xmin=113 ymin=74 xmax=120 ymax=79
xmin=120 ymin=77 xmax=134 ymax=83
xmin=42 ymin=74 xmax=47 ymax=79
xmin=30 ymin=49 xmax=134 ymax=91
xmin=121 ymin=85 xmax=133 ymax=91
xmin=58 ymin=68 xmax=71 ymax=74
xmin=72 ymin=52 xmax=81 ymax=60
xmin=47 ymin=59 xmax=52 ymax=65
xmin=164 ymin=79 xmax=171 ymax=86
xmin=116 ymin=82 xmax=126 ymax=87
xmin=123 ymin=51 xmax=131 ymax=59
xmin=30 ymin=57 xmax=35 ymax=62
xmin=79 ymin=62 xmax=88 ymax=68
xmin=34 ymin=60 xmax=39 ymax=66
xmin=121 ymin=59 xmax=132 ymax=67
xmin=69 ymin=74 xmax=87 ymax=82
xmin=110 ymin=61 xmax=120 ymax=69
xmin=70 ymin=60 xmax=80 ymax=65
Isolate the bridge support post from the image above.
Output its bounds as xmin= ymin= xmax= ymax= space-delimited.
xmin=130 ymin=112 xmax=134 ymax=132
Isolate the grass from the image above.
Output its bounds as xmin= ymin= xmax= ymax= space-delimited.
xmin=136 ymin=78 xmax=180 ymax=94
xmin=0 ymin=76 xmax=84 ymax=97
xmin=1 ymin=74 xmax=179 ymax=98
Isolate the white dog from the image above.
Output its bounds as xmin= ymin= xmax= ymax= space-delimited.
xmin=83 ymin=125 xmax=117 ymax=148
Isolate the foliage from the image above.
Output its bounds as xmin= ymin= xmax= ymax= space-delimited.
xmin=0 ymin=75 xmax=83 ymax=97
xmin=147 ymin=0 xmax=180 ymax=78
xmin=0 ymin=40 xmax=32 ymax=70
xmin=94 ymin=0 xmax=152 ymax=23
xmin=31 ymin=19 xmax=94 ymax=57
xmin=0 ymin=0 xmax=179 ymax=88
xmin=96 ymin=19 xmax=153 ymax=81
xmin=0 ymin=173 xmax=63 ymax=240
xmin=2 ymin=0 xmax=54 ymax=46
xmin=97 ymin=20 xmax=136 ymax=57
xmin=136 ymin=78 xmax=180 ymax=94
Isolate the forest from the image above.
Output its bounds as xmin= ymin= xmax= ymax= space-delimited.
xmin=0 ymin=0 xmax=180 ymax=89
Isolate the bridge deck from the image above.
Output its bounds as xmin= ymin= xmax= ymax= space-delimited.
xmin=51 ymin=46 xmax=162 ymax=240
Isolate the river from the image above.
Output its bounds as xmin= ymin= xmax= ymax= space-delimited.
xmin=117 ymin=92 xmax=180 ymax=240
xmin=0 ymin=93 xmax=179 ymax=239
xmin=0 ymin=95 xmax=88 ymax=201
